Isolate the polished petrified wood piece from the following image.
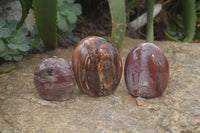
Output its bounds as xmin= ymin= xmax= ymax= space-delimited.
xmin=124 ymin=43 xmax=169 ymax=98
xmin=34 ymin=56 xmax=76 ymax=101
xmin=72 ymin=36 xmax=122 ymax=97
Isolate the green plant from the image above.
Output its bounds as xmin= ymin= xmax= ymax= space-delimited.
xmin=56 ymin=0 xmax=82 ymax=45
xmin=126 ymin=0 xmax=140 ymax=9
xmin=0 ymin=65 xmax=16 ymax=73
xmin=33 ymin=0 xmax=57 ymax=49
xmin=166 ymin=14 xmax=184 ymax=42
xmin=33 ymin=0 xmax=126 ymax=51
xmin=1 ymin=0 xmax=126 ymax=73
xmin=57 ymin=0 xmax=82 ymax=35
xmin=194 ymin=1 xmax=200 ymax=41
xmin=182 ymin=0 xmax=196 ymax=42
xmin=0 ymin=0 xmax=40 ymax=73
xmin=146 ymin=0 xmax=154 ymax=43
xmin=166 ymin=0 xmax=196 ymax=42
xmin=108 ymin=0 xmax=126 ymax=50
xmin=0 ymin=18 xmax=33 ymax=61
xmin=33 ymin=0 xmax=82 ymax=49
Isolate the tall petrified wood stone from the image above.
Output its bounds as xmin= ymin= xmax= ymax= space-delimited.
xmin=72 ymin=36 xmax=122 ymax=97
xmin=124 ymin=43 xmax=169 ymax=98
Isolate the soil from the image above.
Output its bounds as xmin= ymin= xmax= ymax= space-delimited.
xmin=0 ymin=37 xmax=200 ymax=133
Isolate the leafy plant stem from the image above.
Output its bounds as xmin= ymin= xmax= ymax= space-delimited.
xmin=108 ymin=0 xmax=126 ymax=51
xmin=146 ymin=0 xmax=154 ymax=43
xmin=182 ymin=0 xmax=196 ymax=42
xmin=33 ymin=0 xmax=57 ymax=49
xmin=165 ymin=32 xmax=181 ymax=42
xmin=0 ymin=65 xmax=16 ymax=73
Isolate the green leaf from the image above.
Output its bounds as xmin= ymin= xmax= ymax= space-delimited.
xmin=10 ymin=33 xmax=26 ymax=44
xmin=67 ymin=0 xmax=75 ymax=4
xmin=57 ymin=0 xmax=82 ymax=35
xmin=146 ymin=0 xmax=154 ymax=43
xmin=3 ymin=55 xmax=12 ymax=61
xmin=8 ymin=20 xmax=18 ymax=30
xmin=60 ymin=10 xmax=69 ymax=16
xmin=33 ymin=0 xmax=57 ymax=49
xmin=168 ymin=29 xmax=177 ymax=36
xmin=67 ymin=13 xmax=77 ymax=23
xmin=58 ymin=0 xmax=63 ymax=7
xmin=182 ymin=0 xmax=196 ymax=42
xmin=23 ymin=37 xmax=32 ymax=45
xmin=0 ymin=40 xmax=6 ymax=51
xmin=58 ymin=13 xmax=67 ymax=32
xmin=108 ymin=0 xmax=126 ymax=50
xmin=8 ymin=49 xmax=20 ymax=55
xmin=18 ymin=27 xmax=28 ymax=35
xmin=0 ymin=28 xmax=11 ymax=38
xmin=17 ymin=44 xmax=30 ymax=52
xmin=72 ymin=4 xmax=82 ymax=15
xmin=0 ymin=50 xmax=7 ymax=57
xmin=13 ymin=55 xmax=23 ymax=61
xmin=0 ymin=18 xmax=6 ymax=28
xmin=0 ymin=65 xmax=16 ymax=73
xmin=67 ymin=23 xmax=75 ymax=32
xmin=58 ymin=2 xmax=70 ymax=12
xmin=59 ymin=0 xmax=66 ymax=4
xmin=8 ymin=43 xmax=18 ymax=50
xmin=9 ymin=30 xmax=18 ymax=38
xmin=126 ymin=0 xmax=140 ymax=9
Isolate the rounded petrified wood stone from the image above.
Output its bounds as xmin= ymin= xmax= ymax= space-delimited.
xmin=34 ymin=57 xmax=76 ymax=101
xmin=124 ymin=43 xmax=169 ymax=98
xmin=72 ymin=36 xmax=122 ymax=97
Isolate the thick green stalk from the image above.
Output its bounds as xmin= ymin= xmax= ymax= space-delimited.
xmin=33 ymin=0 xmax=57 ymax=49
xmin=146 ymin=0 xmax=154 ymax=43
xmin=108 ymin=0 xmax=126 ymax=51
xmin=182 ymin=0 xmax=196 ymax=42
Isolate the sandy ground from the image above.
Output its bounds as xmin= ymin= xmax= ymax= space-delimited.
xmin=0 ymin=37 xmax=200 ymax=133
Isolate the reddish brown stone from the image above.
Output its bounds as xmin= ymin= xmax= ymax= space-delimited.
xmin=72 ymin=36 xmax=122 ymax=97
xmin=124 ymin=43 xmax=169 ymax=98
xmin=34 ymin=56 xmax=76 ymax=101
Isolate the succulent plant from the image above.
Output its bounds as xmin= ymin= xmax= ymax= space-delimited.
xmin=57 ymin=0 xmax=82 ymax=35
xmin=33 ymin=0 xmax=126 ymax=50
xmin=0 ymin=18 xmax=32 ymax=61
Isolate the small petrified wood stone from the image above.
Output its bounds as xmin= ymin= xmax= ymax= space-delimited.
xmin=72 ymin=36 xmax=122 ymax=97
xmin=124 ymin=43 xmax=169 ymax=98
xmin=34 ymin=56 xmax=76 ymax=101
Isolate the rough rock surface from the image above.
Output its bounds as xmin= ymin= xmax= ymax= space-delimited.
xmin=0 ymin=38 xmax=200 ymax=133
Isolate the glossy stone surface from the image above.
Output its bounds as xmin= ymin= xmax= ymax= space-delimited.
xmin=72 ymin=36 xmax=122 ymax=97
xmin=124 ymin=43 xmax=169 ymax=98
xmin=34 ymin=56 xmax=76 ymax=101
